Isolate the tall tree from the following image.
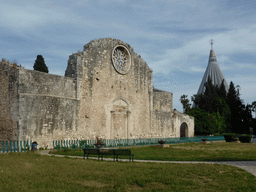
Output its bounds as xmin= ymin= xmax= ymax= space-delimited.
xmin=192 ymin=78 xmax=252 ymax=134
xmin=191 ymin=77 xmax=232 ymax=134
xmin=33 ymin=55 xmax=49 ymax=73
xmin=251 ymin=101 xmax=256 ymax=118
xmin=186 ymin=108 xmax=226 ymax=135
xmin=180 ymin=95 xmax=191 ymax=113
xmin=242 ymin=104 xmax=253 ymax=134
xmin=226 ymin=81 xmax=245 ymax=133
xmin=217 ymin=80 xmax=227 ymax=100
xmin=251 ymin=101 xmax=256 ymax=134
xmin=193 ymin=77 xmax=227 ymax=114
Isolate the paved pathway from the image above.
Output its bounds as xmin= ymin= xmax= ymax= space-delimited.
xmin=38 ymin=150 xmax=256 ymax=177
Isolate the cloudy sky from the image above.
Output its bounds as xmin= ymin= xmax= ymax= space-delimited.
xmin=1 ymin=0 xmax=256 ymax=113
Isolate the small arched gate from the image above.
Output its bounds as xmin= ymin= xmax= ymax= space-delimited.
xmin=180 ymin=122 xmax=188 ymax=137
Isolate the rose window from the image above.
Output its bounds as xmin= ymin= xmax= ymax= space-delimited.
xmin=112 ymin=45 xmax=131 ymax=74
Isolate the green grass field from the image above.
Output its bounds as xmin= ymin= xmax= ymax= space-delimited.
xmin=51 ymin=142 xmax=256 ymax=161
xmin=0 ymin=142 xmax=256 ymax=191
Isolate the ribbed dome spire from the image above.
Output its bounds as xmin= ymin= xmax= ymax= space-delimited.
xmin=196 ymin=40 xmax=228 ymax=96
xmin=210 ymin=49 xmax=216 ymax=57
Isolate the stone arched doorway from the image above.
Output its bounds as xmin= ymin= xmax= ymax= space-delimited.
xmin=180 ymin=122 xmax=188 ymax=137
xmin=110 ymin=98 xmax=130 ymax=139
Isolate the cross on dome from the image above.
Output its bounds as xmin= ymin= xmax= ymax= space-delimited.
xmin=210 ymin=39 xmax=214 ymax=50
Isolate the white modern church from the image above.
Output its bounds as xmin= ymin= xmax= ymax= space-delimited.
xmin=196 ymin=40 xmax=229 ymax=96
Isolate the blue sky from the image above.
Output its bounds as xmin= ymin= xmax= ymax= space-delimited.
xmin=1 ymin=0 xmax=256 ymax=113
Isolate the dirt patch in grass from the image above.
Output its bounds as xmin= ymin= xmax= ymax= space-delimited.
xmin=145 ymin=182 xmax=168 ymax=189
xmin=170 ymin=142 xmax=254 ymax=151
xmin=171 ymin=146 xmax=244 ymax=151
xmin=129 ymin=184 xmax=144 ymax=190
xmin=190 ymin=175 xmax=219 ymax=186
xmin=23 ymin=162 xmax=33 ymax=170
xmin=78 ymin=180 xmax=109 ymax=188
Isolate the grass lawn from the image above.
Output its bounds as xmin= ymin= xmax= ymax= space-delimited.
xmin=0 ymin=151 xmax=256 ymax=191
xmin=50 ymin=142 xmax=256 ymax=161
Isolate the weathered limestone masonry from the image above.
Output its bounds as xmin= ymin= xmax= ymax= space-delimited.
xmin=0 ymin=63 xmax=19 ymax=141
xmin=18 ymin=69 xmax=79 ymax=147
xmin=0 ymin=38 xmax=194 ymax=148
xmin=0 ymin=61 xmax=79 ymax=147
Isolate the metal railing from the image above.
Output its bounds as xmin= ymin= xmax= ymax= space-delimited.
xmin=0 ymin=136 xmax=226 ymax=153
xmin=52 ymin=136 xmax=225 ymax=150
xmin=0 ymin=140 xmax=31 ymax=153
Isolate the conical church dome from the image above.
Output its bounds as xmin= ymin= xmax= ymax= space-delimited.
xmin=196 ymin=41 xmax=228 ymax=95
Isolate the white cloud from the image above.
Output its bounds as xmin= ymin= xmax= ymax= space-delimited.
xmin=1 ymin=0 xmax=256 ymax=114
xmin=147 ymin=27 xmax=256 ymax=76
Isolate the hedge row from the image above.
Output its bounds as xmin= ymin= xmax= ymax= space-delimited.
xmin=239 ymin=135 xmax=252 ymax=143
xmin=222 ymin=133 xmax=238 ymax=142
xmin=221 ymin=133 xmax=252 ymax=143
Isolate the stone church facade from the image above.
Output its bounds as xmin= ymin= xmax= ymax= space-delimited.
xmin=0 ymin=38 xmax=194 ymax=148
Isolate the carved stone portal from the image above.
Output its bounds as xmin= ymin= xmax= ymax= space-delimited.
xmin=111 ymin=99 xmax=129 ymax=139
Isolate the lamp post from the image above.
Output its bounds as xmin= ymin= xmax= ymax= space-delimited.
xmin=249 ymin=127 xmax=253 ymax=135
xmin=249 ymin=127 xmax=254 ymax=143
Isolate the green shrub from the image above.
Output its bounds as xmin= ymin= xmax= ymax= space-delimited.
xmin=21 ymin=144 xmax=30 ymax=151
xmin=239 ymin=135 xmax=252 ymax=143
xmin=79 ymin=140 xmax=86 ymax=147
xmin=54 ymin=145 xmax=60 ymax=150
xmin=223 ymin=133 xmax=238 ymax=142
xmin=39 ymin=147 xmax=44 ymax=150
xmin=83 ymin=144 xmax=91 ymax=149
xmin=62 ymin=147 xmax=72 ymax=152
xmin=72 ymin=144 xmax=77 ymax=149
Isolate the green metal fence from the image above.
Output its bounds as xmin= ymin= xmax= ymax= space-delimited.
xmin=0 ymin=136 xmax=225 ymax=152
xmin=53 ymin=136 xmax=225 ymax=150
xmin=0 ymin=140 xmax=31 ymax=153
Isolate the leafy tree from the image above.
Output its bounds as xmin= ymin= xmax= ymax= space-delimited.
xmin=217 ymin=80 xmax=227 ymax=100
xmin=251 ymin=101 xmax=256 ymax=118
xmin=242 ymin=104 xmax=253 ymax=134
xmin=227 ymin=82 xmax=239 ymax=107
xmin=193 ymin=77 xmax=220 ymax=113
xmin=210 ymin=111 xmax=226 ymax=134
xmin=33 ymin=55 xmax=49 ymax=73
xmin=185 ymin=77 xmax=253 ymax=135
xmin=186 ymin=108 xmax=209 ymax=135
xmin=251 ymin=101 xmax=256 ymax=134
xmin=226 ymin=81 xmax=244 ymax=133
xmin=180 ymin=95 xmax=191 ymax=113
xmin=186 ymin=108 xmax=225 ymax=135
xmin=191 ymin=77 xmax=234 ymax=134
xmin=193 ymin=77 xmax=229 ymax=116
xmin=224 ymin=81 xmax=254 ymax=134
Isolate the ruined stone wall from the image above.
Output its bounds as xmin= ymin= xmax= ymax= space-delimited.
xmin=19 ymin=68 xmax=77 ymax=97
xmin=0 ymin=63 xmax=19 ymax=141
xmin=152 ymin=88 xmax=173 ymax=112
xmin=17 ymin=68 xmax=79 ymax=147
xmin=173 ymin=111 xmax=194 ymax=137
xmin=151 ymin=88 xmax=175 ymax=137
xmin=0 ymin=38 xmax=194 ymax=148
xmin=65 ymin=38 xmax=154 ymax=140
xmin=64 ymin=38 xmax=194 ymax=140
